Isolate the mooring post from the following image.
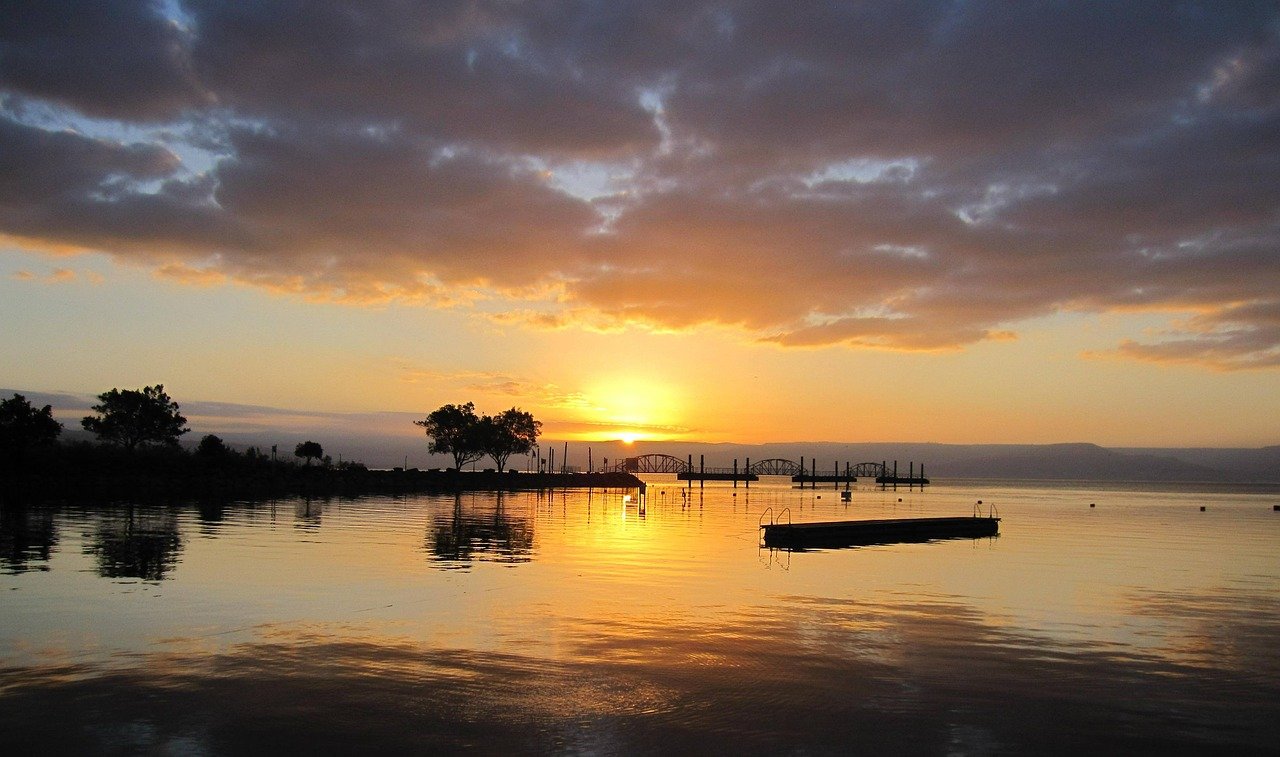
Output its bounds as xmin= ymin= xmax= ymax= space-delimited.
xmin=909 ymin=461 xmax=914 ymax=489
xmin=894 ymin=460 xmax=898 ymax=490
xmin=746 ymin=457 xmax=751 ymax=489
xmin=834 ymin=460 xmax=838 ymax=489
xmin=800 ymin=456 xmax=805 ymax=489
xmin=700 ymin=454 xmax=705 ymax=489
xmin=733 ymin=458 xmax=738 ymax=488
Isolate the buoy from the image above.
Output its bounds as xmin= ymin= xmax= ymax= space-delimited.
xmin=1090 ymin=503 xmax=1095 ymax=508
xmin=1200 ymin=506 xmax=1206 ymax=511
xmin=897 ymin=498 xmax=902 ymax=502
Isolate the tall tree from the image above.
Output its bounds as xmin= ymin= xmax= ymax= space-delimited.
xmin=478 ymin=408 xmax=541 ymax=471
xmin=196 ymin=434 xmax=230 ymax=457
xmin=81 ymin=385 xmax=189 ymax=450
xmin=0 ymin=393 xmax=62 ymax=466
xmin=414 ymin=402 xmax=484 ymax=470
xmin=295 ymin=440 xmax=323 ymax=466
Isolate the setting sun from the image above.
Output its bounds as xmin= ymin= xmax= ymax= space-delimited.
xmin=576 ymin=376 xmax=684 ymax=441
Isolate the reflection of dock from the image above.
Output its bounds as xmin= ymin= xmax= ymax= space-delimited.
xmin=678 ymin=471 xmax=758 ymax=482
xmin=408 ymin=470 xmax=644 ymax=491
xmin=762 ymin=516 xmax=998 ymax=549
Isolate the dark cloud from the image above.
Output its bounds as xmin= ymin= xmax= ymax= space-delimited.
xmin=0 ymin=0 xmax=205 ymax=120
xmin=1 ymin=1 xmax=1278 ymax=365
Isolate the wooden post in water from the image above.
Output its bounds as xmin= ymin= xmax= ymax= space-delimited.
xmin=910 ymin=461 xmax=914 ymax=489
xmin=746 ymin=457 xmax=751 ymax=489
xmin=687 ymin=454 xmax=693 ymax=493
xmin=800 ymin=456 xmax=805 ymax=489
xmin=700 ymin=454 xmax=705 ymax=489
xmin=733 ymin=458 xmax=738 ymax=488
xmin=834 ymin=460 xmax=839 ymax=490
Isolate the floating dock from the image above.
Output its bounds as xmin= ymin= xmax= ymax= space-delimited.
xmin=875 ymin=476 xmax=930 ymax=486
xmin=761 ymin=516 xmax=999 ymax=549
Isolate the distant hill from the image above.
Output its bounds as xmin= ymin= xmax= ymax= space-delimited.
xmin=603 ymin=441 xmax=1276 ymax=484
xmin=6 ymin=388 xmax=1276 ymax=483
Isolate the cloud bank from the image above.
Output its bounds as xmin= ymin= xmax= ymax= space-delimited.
xmin=2 ymin=1 xmax=1278 ymax=366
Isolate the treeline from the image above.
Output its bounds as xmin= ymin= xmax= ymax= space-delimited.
xmin=1 ymin=388 xmax=550 ymax=505
xmin=0 ymin=388 xmax=370 ymax=504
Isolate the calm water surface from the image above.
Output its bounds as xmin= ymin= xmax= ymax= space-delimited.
xmin=2 ymin=479 xmax=1278 ymax=754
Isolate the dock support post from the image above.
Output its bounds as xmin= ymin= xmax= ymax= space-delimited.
xmin=687 ymin=454 xmax=692 ymax=493
xmin=746 ymin=457 xmax=751 ymax=489
xmin=733 ymin=458 xmax=738 ymax=488
xmin=700 ymin=454 xmax=705 ymax=489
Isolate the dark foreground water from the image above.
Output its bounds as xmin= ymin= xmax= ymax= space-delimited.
xmin=2 ymin=478 xmax=1278 ymax=755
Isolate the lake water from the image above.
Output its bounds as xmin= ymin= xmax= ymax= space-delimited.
xmin=2 ymin=478 xmax=1278 ymax=755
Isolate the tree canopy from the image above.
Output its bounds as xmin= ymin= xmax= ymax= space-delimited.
xmin=81 ymin=385 xmax=189 ymax=450
xmin=477 ymin=408 xmax=541 ymax=471
xmin=415 ymin=402 xmax=485 ymax=470
xmin=295 ymin=440 xmax=324 ymax=465
xmin=196 ymin=434 xmax=230 ymax=457
xmin=0 ymin=393 xmax=62 ymax=464
xmin=414 ymin=403 xmax=540 ymax=471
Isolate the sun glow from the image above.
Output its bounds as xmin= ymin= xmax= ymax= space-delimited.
xmin=579 ymin=376 xmax=683 ymax=441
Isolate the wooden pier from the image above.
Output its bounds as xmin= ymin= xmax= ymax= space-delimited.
xmin=762 ymin=516 xmax=999 ymax=549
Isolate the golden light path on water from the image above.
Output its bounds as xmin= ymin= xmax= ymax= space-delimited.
xmin=1 ymin=479 xmax=1278 ymax=753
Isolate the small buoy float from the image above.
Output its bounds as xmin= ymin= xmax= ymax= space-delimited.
xmin=1200 ymin=506 xmax=1206 ymax=511
xmin=1090 ymin=503 xmax=1095 ymax=508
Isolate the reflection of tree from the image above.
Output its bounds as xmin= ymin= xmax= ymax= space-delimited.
xmin=427 ymin=493 xmax=534 ymax=566
xmin=294 ymin=497 xmax=323 ymax=528
xmin=84 ymin=506 xmax=183 ymax=581
xmin=0 ymin=505 xmax=58 ymax=573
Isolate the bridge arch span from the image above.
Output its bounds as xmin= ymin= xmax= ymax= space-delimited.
xmin=622 ymin=454 xmax=689 ymax=474
xmin=749 ymin=458 xmax=801 ymax=476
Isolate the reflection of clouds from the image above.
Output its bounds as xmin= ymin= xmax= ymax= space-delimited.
xmin=6 ymin=594 xmax=1274 ymax=753
xmin=1126 ymin=586 xmax=1280 ymax=680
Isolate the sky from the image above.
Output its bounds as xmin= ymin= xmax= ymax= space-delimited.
xmin=2 ymin=0 xmax=1279 ymax=451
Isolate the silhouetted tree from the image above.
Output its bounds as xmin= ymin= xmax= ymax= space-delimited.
xmin=477 ymin=408 xmax=541 ymax=471
xmin=0 ymin=393 xmax=62 ymax=466
xmin=295 ymin=440 xmax=323 ymax=466
xmin=81 ymin=385 xmax=189 ymax=450
xmin=415 ymin=402 xmax=484 ymax=470
xmin=196 ymin=434 xmax=231 ymax=457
